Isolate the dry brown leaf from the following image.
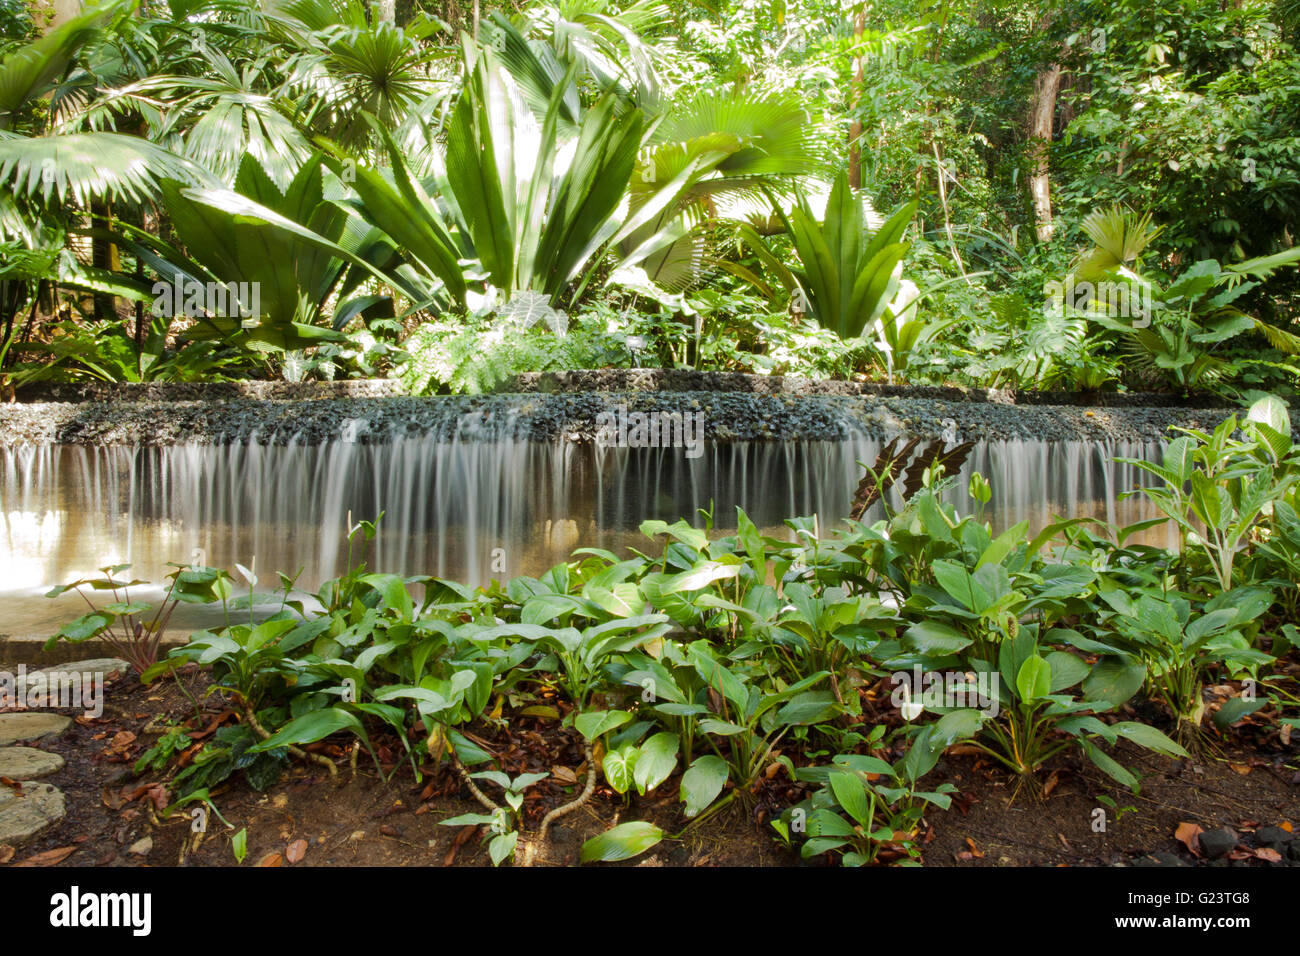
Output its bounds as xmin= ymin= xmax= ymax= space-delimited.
xmin=256 ymin=852 xmax=284 ymax=867
xmin=551 ymin=766 xmax=579 ymax=786
xmin=1043 ymin=771 xmax=1060 ymax=799
xmin=1058 ymin=833 xmax=1070 ymax=849
xmin=1254 ymin=847 xmax=1283 ymax=863
xmin=1280 ymin=724 xmax=1292 ymax=746
xmin=1175 ymin=822 xmax=1204 ymax=856
xmin=965 ymin=837 xmax=984 ymax=858
xmin=285 ymin=839 xmax=307 ymax=864
xmin=1281 ymin=821 xmax=1293 ymax=833
xmin=0 ymin=845 xmax=14 ymax=864
xmin=14 ymin=846 xmax=78 ymax=867
xmin=1229 ymin=763 xmax=1252 ymax=775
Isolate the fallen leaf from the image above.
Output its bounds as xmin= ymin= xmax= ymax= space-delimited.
xmin=1043 ymin=771 xmax=1060 ymax=799
xmin=143 ymin=783 xmax=169 ymax=812
xmin=444 ymin=825 xmax=478 ymax=867
xmin=0 ymin=845 xmax=13 ymax=864
xmin=0 ymin=777 xmax=22 ymax=793
xmin=1058 ymin=833 xmax=1070 ymax=849
xmin=1281 ymin=821 xmax=1293 ymax=833
xmin=1280 ymin=724 xmax=1292 ymax=746
xmin=101 ymin=787 xmax=125 ymax=810
xmin=965 ymin=837 xmax=984 ymax=859
xmin=551 ymin=766 xmax=578 ymax=786
xmin=1254 ymin=847 xmax=1283 ymax=862
xmin=14 ymin=846 xmax=78 ymax=867
xmin=255 ymin=852 xmax=284 ymax=867
xmin=285 ymin=839 xmax=307 ymax=864
xmin=1229 ymin=763 xmax=1252 ymax=775
xmin=1175 ymin=822 xmax=1204 ymax=856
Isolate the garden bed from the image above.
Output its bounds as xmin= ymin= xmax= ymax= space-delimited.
xmin=4 ymin=662 xmax=1295 ymax=868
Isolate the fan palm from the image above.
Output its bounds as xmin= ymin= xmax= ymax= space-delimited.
xmin=0 ymin=2 xmax=218 ymax=205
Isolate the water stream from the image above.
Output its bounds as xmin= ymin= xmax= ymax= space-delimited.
xmin=1 ymin=430 xmax=1172 ymax=641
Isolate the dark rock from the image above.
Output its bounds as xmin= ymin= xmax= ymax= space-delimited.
xmin=1199 ymin=828 xmax=1239 ymax=859
xmin=1254 ymin=825 xmax=1292 ymax=851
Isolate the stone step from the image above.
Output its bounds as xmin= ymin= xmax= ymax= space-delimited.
xmin=28 ymin=658 xmax=132 ymax=682
xmin=0 ymin=712 xmax=73 ymax=746
xmin=0 ymin=746 xmax=64 ymax=780
xmin=0 ymin=781 xmax=66 ymax=846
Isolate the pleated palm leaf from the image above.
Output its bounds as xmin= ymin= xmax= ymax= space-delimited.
xmin=746 ymin=171 xmax=917 ymax=342
xmin=142 ymin=154 xmax=399 ymax=349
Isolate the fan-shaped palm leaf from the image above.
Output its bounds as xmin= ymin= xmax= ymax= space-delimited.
xmin=1074 ymin=205 xmax=1162 ymax=279
xmin=0 ymin=130 xmax=218 ymax=204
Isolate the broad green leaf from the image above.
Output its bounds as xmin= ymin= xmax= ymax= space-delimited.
xmin=580 ymin=821 xmax=664 ymax=863
xmin=248 ymin=707 xmax=364 ymax=753
xmin=632 ymin=732 xmax=679 ymax=794
xmin=574 ymin=710 xmax=633 ymax=741
xmin=1015 ymin=655 xmax=1052 ymax=703
xmin=680 ymin=755 xmax=729 ymax=817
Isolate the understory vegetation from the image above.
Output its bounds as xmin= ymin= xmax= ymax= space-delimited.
xmin=46 ymin=398 xmax=1300 ymax=865
xmin=2 ymin=0 xmax=1299 ymax=399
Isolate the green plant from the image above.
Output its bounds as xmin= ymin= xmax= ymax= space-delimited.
xmin=438 ymin=770 xmax=550 ymax=866
xmin=44 ymin=562 xmax=230 ymax=675
xmin=1118 ymin=396 xmax=1297 ymax=592
xmin=780 ymin=744 xmax=956 ymax=867
xmin=941 ymin=624 xmax=1188 ymax=794
xmin=1087 ymin=587 xmax=1274 ymax=744
xmin=747 ymin=171 xmax=917 ymax=345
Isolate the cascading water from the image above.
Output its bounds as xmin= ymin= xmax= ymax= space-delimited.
xmin=1 ymin=394 xmax=1175 ymax=642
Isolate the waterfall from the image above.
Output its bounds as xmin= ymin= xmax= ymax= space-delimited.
xmin=2 ymin=434 xmax=1172 ymax=605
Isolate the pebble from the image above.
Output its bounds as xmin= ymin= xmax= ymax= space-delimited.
xmin=1252 ymin=825 xmax=1292 ymax=851
xmin=1199 ymin=827 xmax=1238 ymax=859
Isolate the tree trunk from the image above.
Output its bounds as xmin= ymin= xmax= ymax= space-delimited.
xmin=376 ymin=0 xmax=395 ymax=23
xmin=1028 ymin=64 xmax=1060 ymax=242
xmin=847 ymin=7 xmax=866 ymax=190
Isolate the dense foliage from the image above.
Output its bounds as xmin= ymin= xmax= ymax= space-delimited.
xmin=2 ymin=0 xmax=1298 ymax=397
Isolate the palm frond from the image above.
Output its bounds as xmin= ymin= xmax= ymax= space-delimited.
xmin=0 ymin=131 xmax=218 ymax=205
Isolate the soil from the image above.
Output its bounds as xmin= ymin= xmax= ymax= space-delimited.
xmin=2 ymin=664 xmax=1295 ymax=869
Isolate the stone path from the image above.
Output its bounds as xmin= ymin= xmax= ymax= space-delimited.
xmin=27 ymin=657 xmax=131 ymax=683
xmin=0 ymin=712 xmax=72 ymax=747
xmin=0 ymin=657 xmax=127 ymax=847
